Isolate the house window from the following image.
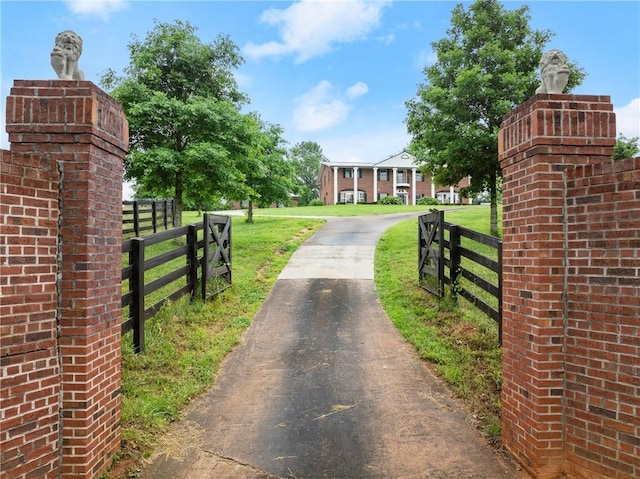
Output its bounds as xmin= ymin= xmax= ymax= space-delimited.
xmin=339 ymin=190 xmax=366 ymax=203
xmin=377 ymin=169 xmax=389 ymax=181
xmin=416 ymin=172 xmax=425 ymax=182
xmin=343 ymin=168 xmax=362 ymax=179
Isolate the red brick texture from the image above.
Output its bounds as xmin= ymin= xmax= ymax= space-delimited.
xmin=1 ymin=80 xmax=128 ymax=479
xmin=563 ymin=157 xmax=640 ymax=479
xmin=498 ymin=94 xmax=638 ymax=479
xmin=1 ymin=151 xmax=61 ymax=479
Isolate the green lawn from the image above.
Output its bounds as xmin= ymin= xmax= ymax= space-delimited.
xmin=250 ymin=203 xmax=467 ymax=217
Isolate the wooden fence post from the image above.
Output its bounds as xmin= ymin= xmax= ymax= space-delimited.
xmin=202 ymin=214 xmax=210 ymax=301
xmin=130 ymin=238 xmax=146 ymax=353
xmin=187 ymin=224 xmax=199 ymax=300
xmin=133 ymin=200 xmax=140 ymax=237
xmin=163 ymin=200 xmax=169 ymax=230
xmin=228 ymin=218 xmax=233 ymax=285
xmin=152 ymin=201 xmax=157 ymax=233
xmin=449 ymin=224 xmax=460 ymax=297
xmin=497 ymin=241 xmax=503 ymax=345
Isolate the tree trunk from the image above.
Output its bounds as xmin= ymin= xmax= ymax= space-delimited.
xmin=489 ymin=171 xmax=498 ymax=237
xmin=247 ymin=199 xmax=254 ymax=224
xmin=175 ymin=171 xmax=183 ymax=227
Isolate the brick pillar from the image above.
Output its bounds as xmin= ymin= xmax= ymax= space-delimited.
xmin=5 ymin=80 xmax=128 ymax=477
xmin=498 ymin=94 xmax=615 ymax=478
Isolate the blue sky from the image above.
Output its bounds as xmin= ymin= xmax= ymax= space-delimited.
xmin=2 ymin=0 xmax=639 ymax=166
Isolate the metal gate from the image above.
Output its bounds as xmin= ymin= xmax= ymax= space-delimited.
xmin=418 ymin=209 xmax=445 ymax=297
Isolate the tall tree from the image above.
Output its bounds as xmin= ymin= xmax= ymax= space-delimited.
xmin=100 ymin=20 xmax=249 ymax=226
xmin=288 ymin=141 xmax=326 ymax=206
xmin=237 ymin=115 xmax=296 ymax=224
xmin=405 ymin=0 xmax=585 ymax=236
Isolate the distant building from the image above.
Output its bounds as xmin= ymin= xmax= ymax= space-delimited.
xmin=318 ymin=151 xmax=471 ymax=205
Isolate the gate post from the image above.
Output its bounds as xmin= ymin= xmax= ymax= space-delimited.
xmin=498 ymin=94 xmax=615 ymax=479
xmin=5 ymin=80 xmax=128 ymax=478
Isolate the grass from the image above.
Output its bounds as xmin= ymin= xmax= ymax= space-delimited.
xmin=443 ymin=206 xmax=501 ymax=234
xmin=374 ymin=206 xmax=504 ymax=440
xmin=115 ymin=214 xmax=325 ymax=475
xmin=251 ymin=203 xmax=466 ymax=217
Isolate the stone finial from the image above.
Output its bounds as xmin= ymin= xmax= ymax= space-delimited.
xmin=51 ymin=30 xmax=85 ymax=80
xmin=535 ymin=49 xmax=570 ymax=94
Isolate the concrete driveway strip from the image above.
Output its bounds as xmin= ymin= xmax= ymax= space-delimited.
xmin=139 ymin=213 xmax=526 ymax=479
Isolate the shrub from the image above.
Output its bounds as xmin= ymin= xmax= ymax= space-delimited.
xmin=308 ymin=199 xmax=324 ymax=206
xmin=418 ymin=196 xmax=440 ymax=206
xmin=377 ymin=195 xmax=404 ymax=205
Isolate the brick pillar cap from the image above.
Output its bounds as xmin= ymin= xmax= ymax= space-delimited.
xmin=499 ymin=93 xmax=615 ymax=167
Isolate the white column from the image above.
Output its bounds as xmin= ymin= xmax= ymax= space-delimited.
xmin=373 ymin=167 xmax=378 ymax=203
xmin=449 ymin=185 xmax=455 ymax=204
xmin=411 ymin=167 xmax=417 ymax=205
xmin=431 ymin=181 xmax=435 ymax=198
xmin=353 ymin=167 xmax=359 ymax=204
xmin=333 ymin=167 xmax=338 ymax=204
xmin=392 ymin=167 xmax=398 ymax=197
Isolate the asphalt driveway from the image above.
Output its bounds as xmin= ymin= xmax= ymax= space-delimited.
xmin=139 ymin=213 xmax=526 ymax=478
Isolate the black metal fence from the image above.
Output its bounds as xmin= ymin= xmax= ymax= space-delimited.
xmin=123 ymin=199 xmax=176 ymax=237
xmin=419 ymin=210 xmax=503 ymax=342
xmin=122 ymin=213 xmax=231 ymax=353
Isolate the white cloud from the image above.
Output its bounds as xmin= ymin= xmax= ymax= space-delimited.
xmin=243 ymin=0 xmax=390 ymax=63
xmin=346 ymin=81 xmax=369 ymax=99
xmin=65 ymin=0 xmax=128 ymax=20
xmin=614 ymin=98 xmax=640 ymax=139
xmin=293 ymin=81 xmax=351 ymax=132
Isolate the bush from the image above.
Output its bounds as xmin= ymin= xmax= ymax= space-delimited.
xmin=308 ymin=199 xmax=324 ymax=206
xmin=418 ymin=196 xmax=440 ymax=206
xmin=377 ymin=195 xmax=404 ymax=205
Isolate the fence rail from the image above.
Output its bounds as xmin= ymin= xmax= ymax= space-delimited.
xmin=419 ymin=210 xmax=503 ymax=342
xmin=121 ymin=213 xmax=231 ymax=353
xmin=123 ymin=198 xmax=176 ymax=237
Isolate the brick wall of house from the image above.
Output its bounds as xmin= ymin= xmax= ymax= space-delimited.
xmin=319 ymin=165 xmax=443 ymax=204
xmin=1 ymin=80 xmax=128 ymax=478
xmin=498 ymin=94 xmax=638 ymax=479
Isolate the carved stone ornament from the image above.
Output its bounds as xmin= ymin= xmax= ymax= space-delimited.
xmin=535 ymin=49 xmax=570 ymax=94
xmin=51 ymin=30 xmax=85 ymax=80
